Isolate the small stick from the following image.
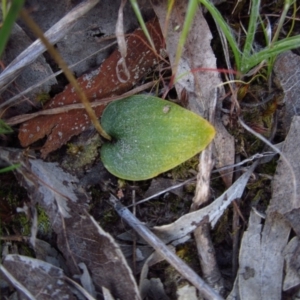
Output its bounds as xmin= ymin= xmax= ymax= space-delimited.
xmin=109 ymin=194 xmax=224 ymax=300
xmin=5 ymin=81 xmax=156 ymax=125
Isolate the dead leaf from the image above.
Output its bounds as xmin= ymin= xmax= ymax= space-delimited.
xmin=34 ymin=238 xmax=68 ymax=273
xmin=214 ymin=118 xmax=235 ymax=187
xmin=228 ymin=116 xmax=300 ymax=299
xmin=177 ymin=285 xmax=198 ymax=300
xmin=77 ymin=262 xmax=97 ymax=297
xmin=102 ymin=286 xmax=116 ymax=300
xmin=3 ymin=254 xmax=76 ymax=299
xmin=18 ymin=19 xmax=164 ymax=158
xmin=20 ymin=0 xmax=154 ymax=78
xmin=152 ymin=1 xmax=220 ymax=117
xmin=232 ymin=211 xmax=290 ymax=300
xmin=0 ymin=147 xmax=141 ymax=299
xmin=236 ymin=212 xmax=263 ymax=300
xmin=274 ymin=51 xmax=300 ymax=134
xmin=141 ymin=278 xmax=169 ymax=300
xmin=152 ymin=163 xmax=256 ymax=244
xmin=283 ymin=237 xmax=300 ymax=291
xmin=139 ymin=248 xmax=175 ymax=299
xmin=267 ymin=116 xmax=300 ymax=230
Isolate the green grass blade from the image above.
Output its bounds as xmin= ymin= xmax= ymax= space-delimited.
xmin=243 ymin=34 xmax=300 ymax=72
xmin=271 ymin=0 xmax=293 ymax=44
xmin=0 ymin=119 xmax=13 ymax=134
xmin=2 ymin=0 xmax=9 ymax=19
xmin=0 ymin=0 xmax=24 ymax=57
xmin=199 ymin=0 xmax=241 ymax=71
xmin=129 ymin=0 xmax=156 ymax=51
xmin=0 ymin=164 xmax=20 ymax=174
xmin=241 ymin=0 xmax=261 ymax=62
xmin=286 ymin=0 xmax=297 ymax=38
xmin=173 ymin=0 xmax=198 ymax=78
xmin=259 ymin=15 xmax=271 ymax=47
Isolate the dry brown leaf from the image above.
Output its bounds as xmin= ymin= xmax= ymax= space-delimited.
xmin=18 ymin=19 xmax=164 ymax=158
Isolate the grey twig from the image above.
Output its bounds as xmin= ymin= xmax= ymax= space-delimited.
xmin=109 ymin=194 xmax=224 ymax=300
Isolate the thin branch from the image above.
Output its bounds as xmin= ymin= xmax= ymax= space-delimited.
xmin=5 ymin=81 xmax=156 ymax=125
xmin=109 ymin=194 xmax=224 ymax=300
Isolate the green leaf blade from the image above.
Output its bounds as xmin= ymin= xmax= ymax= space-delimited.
xmin=100 ymin=95 xmax=215 ymax=180
xmin=0 ymin=0 xmax=25 ymax=58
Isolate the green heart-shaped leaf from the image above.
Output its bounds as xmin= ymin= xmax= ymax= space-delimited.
xmin=100 ymin=95 xmax=215 ymax=180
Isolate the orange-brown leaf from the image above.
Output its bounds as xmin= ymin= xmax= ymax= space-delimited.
xmin=18 ymin=19 xmax=164 ymax=158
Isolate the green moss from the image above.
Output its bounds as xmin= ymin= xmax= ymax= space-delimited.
xmin=16 ymin=212 xmax=31 ymax=236
xmin=36 ymin=205 xmax=51 ymax=238
xmin=62 ymin=134 xmax=102 ymax=174
xmin=170 ymin=155 xmax=199 ymax=180
xmin=35 ymin=92 xmax=51 ymax=106
xmin=176 ymin=243 xmax=198 ymax=264
xmin=11 ymin=204 xmax=51 ymax=238
xmin=0 ymin=178 xmax=51 ymax=238
xmin=101 ymin=210 xmax=119 ymax=224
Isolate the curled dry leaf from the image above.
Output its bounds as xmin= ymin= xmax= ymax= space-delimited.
xmin=18 ymin=19 xmax=164 ymax=158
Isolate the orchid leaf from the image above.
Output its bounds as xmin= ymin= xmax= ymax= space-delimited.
xmin=100 ymin=95 xmax=215 ymax=180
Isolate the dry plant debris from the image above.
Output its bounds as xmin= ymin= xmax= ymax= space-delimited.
xmin=0 ymin=0 xmax=101 ymax=94
xmin=18 ymin=18 xmax=164 ymax=158
xmin=229 ymin=116 xmax=300 ymax=300
xmin=0 ymin=148 xmax=140 ymax=299
xmin=3 ymin=254 xmax=76 ymax=299
xmin=274 ymin=51 xmax=300 ymax=134
xmin=1 ymin=24 xmax=56 ymax=115
xmin=1 ymin=1 xmax=300 ymax=299
xmin=153 ymin=1 xmax=234 ymax=294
